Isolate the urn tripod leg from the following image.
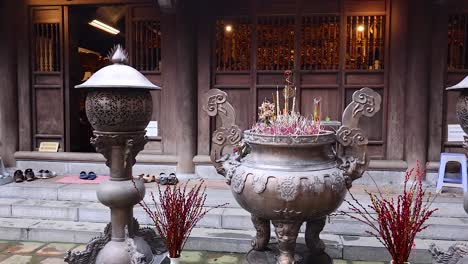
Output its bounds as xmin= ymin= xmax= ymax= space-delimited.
xmin=305 ymin=217 xmax=326 ymax=254
xmin=251 ymin=215 xmax=271 ymax=251
xmin=304 ymin=217 xmax=332 ymax=264
xmin=272 ymin=220 xmax=301 ymax=264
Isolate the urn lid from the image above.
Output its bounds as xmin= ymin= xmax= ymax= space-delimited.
xmin=446 ymin=76 xmax=468 ymax=91
xmin=75 ymin=45 xmax=160 ymax=90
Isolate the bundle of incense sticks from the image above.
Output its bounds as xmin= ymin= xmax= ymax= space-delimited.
xmin=313 ymin=97 xmax=321 ymax=124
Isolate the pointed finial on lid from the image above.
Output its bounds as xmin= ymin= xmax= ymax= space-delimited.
xmin=108 ymin=44 xmax=129 ymax=65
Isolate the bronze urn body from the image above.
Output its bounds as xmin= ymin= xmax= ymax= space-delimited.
xmin=205 ymin=87 xmax=382 ymax=264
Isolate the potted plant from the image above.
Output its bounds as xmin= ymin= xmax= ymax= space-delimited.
xmin=134 ymin=179 xmax=227 ymax=263
xmin=341 ymin=163 xmax=438 ymax=264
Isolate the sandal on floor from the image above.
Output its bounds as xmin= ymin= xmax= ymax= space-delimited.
xmin=87 ymin=172 xmax=97 ymax=180
xmin=40 ymin=170 xmax=52 ymax=179
xmin=142 ymin=174 xmax=154 ymax=183
xmin=167 ymin=173 xmax=178 ymax=185
xmin=25 ymin=169 xmax=35 ymax=181
xmin=79 ymin=171 xmax=88 ymax=180
xmin=14 ymin=170 xmax=24 ymax=183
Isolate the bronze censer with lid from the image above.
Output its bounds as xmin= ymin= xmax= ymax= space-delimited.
xmin=204 ymin=86 xmax=381 ymax=264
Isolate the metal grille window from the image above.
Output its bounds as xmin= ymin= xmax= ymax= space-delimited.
xmin=33 ymin=23 xmax=60 ymax=72
xmin=301 ymin=16 xmax=340 ymax=70
xmin=215 ymin=17 xmax=251 ymax=71
xmin=346 ymin=16 xmax=385 ymax=70
xmin=133 ymin=20 xmax=161 ymax=72
xmin=448 ymin=14 xmax=468 ymax=70
xmin=257 ymin=16 xmax=295 ymax=71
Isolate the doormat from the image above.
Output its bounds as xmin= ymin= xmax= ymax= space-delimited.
xmin=54 ymin=175 xmax=109 ymax=184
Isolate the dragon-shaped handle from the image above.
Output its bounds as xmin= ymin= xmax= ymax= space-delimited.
xmin=336 ymin=87 xmax=382 ymax=187
xmin=203 ymin=89 xmax=242 ymax=178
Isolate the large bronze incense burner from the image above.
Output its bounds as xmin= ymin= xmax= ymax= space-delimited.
xmin=205 ymin=87 xmax=381 ymax=264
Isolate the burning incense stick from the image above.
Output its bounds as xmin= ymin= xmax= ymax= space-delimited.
xmin=276 ymin=86 xmax=280 ymax=117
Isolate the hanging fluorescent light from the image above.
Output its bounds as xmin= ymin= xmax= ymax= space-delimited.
xmin=89 ymin=20 xmax=120 ymax=35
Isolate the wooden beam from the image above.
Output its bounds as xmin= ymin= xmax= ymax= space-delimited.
xmin=27 ymin=0 xmax=152 ymax=5
xmin=428 ymin=1 xmax=448 ymax=161
xmin=386 ymin=0 xmax=408 ymax=160
xmin=157 ymin=0 xmax=177 ymax=12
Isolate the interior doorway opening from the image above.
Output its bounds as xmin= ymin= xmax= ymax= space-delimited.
xmin=68 ymin=5 xmax=126 ymax=152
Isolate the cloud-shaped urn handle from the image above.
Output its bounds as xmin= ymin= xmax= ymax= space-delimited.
xmin=336 ymin=87 xmax=382 ymax=187
xmin=203 ymin=89 xmax=242 ymax=180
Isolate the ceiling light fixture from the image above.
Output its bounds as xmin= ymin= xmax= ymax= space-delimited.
xmin=89 ymin=20 xmax=120 ymax=35
xmin=357 ymin=25 xmax=365 ymax=32
xmin=225 ymin=25 xmax=233 ymax=32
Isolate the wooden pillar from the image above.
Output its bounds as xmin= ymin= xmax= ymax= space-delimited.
xmin=17 ymin=0 xmax=31 ymax=151
xmin=0 ymin=1 xmax=19 ymax=166
xmin=197 ymin=0 xmax=212 ymax=156
xmin=404 ymin=0 xmax=432 ymax=167
xmin=386 ymin=0 xmax=409 ymax=160
xmin=160 ymin=13 xmax=178 ymax=154
xmin=175 ymin=0 xmax=197 ymax=173
xmin=427 ymin=0 xmax=448 ymax=161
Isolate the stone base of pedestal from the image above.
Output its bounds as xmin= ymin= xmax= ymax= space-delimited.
xmin=65 ymin=219 xmax=166 ymax=264
xmin=246 ymin=243 xmax=332 ymax=264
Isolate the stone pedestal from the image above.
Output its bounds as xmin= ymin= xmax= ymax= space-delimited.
xmin=65 ymin=132 xmax=165 ymax=264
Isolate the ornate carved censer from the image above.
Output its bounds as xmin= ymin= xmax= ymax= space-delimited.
xmin=446 ymin=76 xmax=468 ymax=217
xmin=65 ymin=46 xmax=165 ymax=264
xmin=204 ymin=87 xmax=381 ymax=264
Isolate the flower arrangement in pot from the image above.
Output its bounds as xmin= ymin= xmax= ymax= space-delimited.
xmin=134 ymin=179 xmax=227 ymax=263
xmin=341 ymin=163 xmax=438 ymax=264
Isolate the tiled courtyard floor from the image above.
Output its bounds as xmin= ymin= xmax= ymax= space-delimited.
xmin=0 ymin=240 xmax=386 ymax=264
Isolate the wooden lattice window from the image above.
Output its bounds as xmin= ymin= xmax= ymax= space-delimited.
xmin=448 ymin=14 xmax=468 ymax=70
xmin=215 ymin=17 xmax=251 ymax=71
xmin=133 ymin=20 xmax=161 ymax=72
xmin=33 ymin=23 xmax=61 ymax=72
xmin=346 ymin=16 xmax=385 ymax=70
xmin=301 ymin=16 xmax=340 ymax=70
xmin=257 ymin=16 xmax=295 ymax=71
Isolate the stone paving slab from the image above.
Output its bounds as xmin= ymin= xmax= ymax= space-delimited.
xmin=57 ymin=184 xmax=98 ymax=202
xmin=4 ymin=242 xmax=45 ymax=254
xmin=35 ymin=243 xmax=77 ymax=257
xmin=341 ymin=235 xmax=468 ymax=264
xmin=12 ymin=200 xmax=80 ymax=221
xmin=0 ymin=255 xmax=33 ymax=264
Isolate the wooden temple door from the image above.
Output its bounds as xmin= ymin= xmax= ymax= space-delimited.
xmin=212 ymin=0 xmax=388 ymax=159
xmin=30 ymin=6 xmax=66 ymax=151
xmin=127 ymin=4 xmax=163 ymax=153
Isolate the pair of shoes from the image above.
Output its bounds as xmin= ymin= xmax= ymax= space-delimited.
xmin=138 ymin=174 xmax=157 ymax=183
xmin=37 ymin=169 xmax=55 ymax=179
xmin=14 ymin=169 xmax=35 ymax=182
xmin=155 ymin=173 xmax=178 ymax=185
xmin=79 ymin=171 xmax=97 ymax=180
